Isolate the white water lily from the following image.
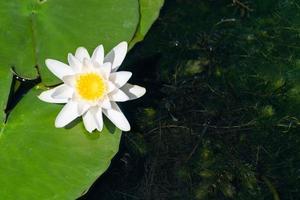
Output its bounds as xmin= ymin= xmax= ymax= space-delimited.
xmin=38 ymin=41 xmax=146 ymax=132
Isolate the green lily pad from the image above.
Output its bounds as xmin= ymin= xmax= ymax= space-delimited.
xmin=0 ymin=0 xmax=139 ymax=123
xmin=130 ymin=0 xmax=165 ymax=48
xmin=35 ymin=0 xmax=140 ymax=85
xmin=0 ymin=71 xmax=11 ymax=127
xmin=0 ymin=88 xmax=121 ymax=199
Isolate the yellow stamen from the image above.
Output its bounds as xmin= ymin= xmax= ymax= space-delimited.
xmin=76 ymin=73 xmax=106 ymax=101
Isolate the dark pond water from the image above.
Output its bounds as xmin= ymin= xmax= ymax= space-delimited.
xmin=79 ymin=0 xmax=300 ymax=199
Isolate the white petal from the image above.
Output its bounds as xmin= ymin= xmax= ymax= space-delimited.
xmin=38 ymin=86 xmax=68 ymax=104
xmin=103 ymin=102 xmax=130 ymax=131
xmin=45 ymin=59 xmax=74 ymax=80
xmin=55 ymin=101 xmax=79 ymax=128
xmin=104 ymin=41 xmax=127 ymax=72
xmin=77 ymin=102 xmax=90 ymax=115
xmin=121 ymin=83 xmax=146 ymax=100
xmin=108 ymin=89 xmax=129 ymax=102
xmin=68 ymin=53 xmax=82 ymax=72
xmin=109 ymin=71 xmax=132 ymax=88
xmin=75 ymin=47 xmax=90 ymax=62
xmin=100 ymin=97 xmax=111 ymax=109
xmin=82 ymin=58 xmax=93 ymax=72
xmin=91 ymin=45 xmax=104 ymax=65
xmin=95 ymin=107 xmax=104 ymax=131
xmin=51 ymin=84 xmax=73 ymax=99
xmin=99 ymin=62 xmax=111 ymax=79
xmin=62 ymin=75 xmax=75 ymax=87
xmin=107 ymin=81 xmax=117 ymax=93
xmin=83 ymin=109 xmax=97 ymax=133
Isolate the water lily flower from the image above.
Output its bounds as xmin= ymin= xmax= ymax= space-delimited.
xmin=38 ymin=42 xmax=146 ymax=132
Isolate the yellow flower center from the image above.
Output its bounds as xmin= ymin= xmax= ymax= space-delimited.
xmin=76 ymin=73 xmax=106 ymax=101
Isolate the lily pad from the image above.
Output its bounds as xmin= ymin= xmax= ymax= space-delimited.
xmin=0 ymin=71 xmax=11 ymax=127
xmin=0 ymin=0 xmax=139 ymax=122
xmin=35 ymin=0 xmax=140 ymax=85
xmin=130 ymin=0 xmax=165 ymax=48
xmin=0 ymin=88 xmax=121 ymax=199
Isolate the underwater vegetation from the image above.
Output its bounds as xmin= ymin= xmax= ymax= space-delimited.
xmin=81 ymin=0 xmax=300 ymax=199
